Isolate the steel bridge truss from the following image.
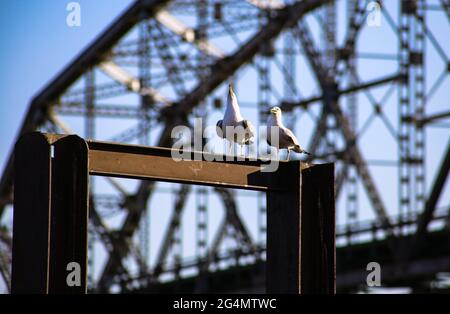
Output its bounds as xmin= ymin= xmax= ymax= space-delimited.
xmin=0 ymin=0 xmax=449 ymax=293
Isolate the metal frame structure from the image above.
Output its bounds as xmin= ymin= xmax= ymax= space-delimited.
xmin=0 ymin=0 xmax=449 ymax=293
xmin=11 ymin=132 xmax=335 ymax=294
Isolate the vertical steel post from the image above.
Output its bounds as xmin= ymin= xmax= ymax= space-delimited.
xmin=48 ymin=135 xmax=89 ymax=293
xmin=12 ymin=132 xmax=89 ymax=293
xmin=266 ymin=162 xmax=335 ymax=294
xmin=12 ymin=132 xmax=52 ymax=293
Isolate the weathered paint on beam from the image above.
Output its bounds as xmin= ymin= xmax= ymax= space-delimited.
xmin=88 ymin=141 xmax=274 ymax=191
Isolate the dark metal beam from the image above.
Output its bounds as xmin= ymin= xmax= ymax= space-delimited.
xmin=408 ymin=138 xmax=450 ymax=258
xmin=12 ymin=133 xmax=89 ymax=294
xmin=209 ymin=188 xmax=255 ymax=258
xmin=281 ymin=73 xmax=403 ymax=111
xmin=266 ymin=162 xmax=335 ymax=293
xmin=441 ymin=0 xmax=450 ymax=21
xmin=154 ymin=184 xmax=190 ymax=274
xmin=330 ymin=100 xmax=393 ymax=231
xmin=414 ymin=110 xmax=450 ymax=126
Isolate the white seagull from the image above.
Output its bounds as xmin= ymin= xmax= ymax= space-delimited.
xmin=267 ymin=106 xmax=310 ymax=161
xmin=216 ymin=84 xmax=255 ymax=155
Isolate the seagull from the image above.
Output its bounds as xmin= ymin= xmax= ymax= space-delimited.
xmin=266 ymin=106 xmax=310 ymax=161
xmin=216 ymin=84 xmax=255 ymax=155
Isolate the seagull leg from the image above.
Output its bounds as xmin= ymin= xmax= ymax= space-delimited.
xmin=286 ymin=149 xmax=291 ymax=161
xmin=227 ymin=141 xmax=232 ymax=155
xmin=240 ymin=145 xmax=243 ymax=156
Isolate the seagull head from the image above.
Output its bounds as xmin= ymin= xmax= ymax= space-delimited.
xmin=270 ymin=106 xmax=282 ymax=116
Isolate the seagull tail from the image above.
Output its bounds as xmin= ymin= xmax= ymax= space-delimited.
xmin=294 ymin=145 xmax=310 ymax=155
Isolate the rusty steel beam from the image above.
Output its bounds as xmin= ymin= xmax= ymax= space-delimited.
xmin=13 ymin=132 xmax=335 ymax=294
xmin=88 ymin=141 xmax=273 ymax=191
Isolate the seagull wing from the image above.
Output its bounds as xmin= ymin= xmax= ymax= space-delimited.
xmin=242 ymin=119 xmax=256 ymax=144
xmin=279 ymin=126 xmax=300 ymax=148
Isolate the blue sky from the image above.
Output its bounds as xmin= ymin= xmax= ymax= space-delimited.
xmin=0 ymin=0 xmax=449 ymax=290
xmin=0 ymin=0 xmax=132 ymax=155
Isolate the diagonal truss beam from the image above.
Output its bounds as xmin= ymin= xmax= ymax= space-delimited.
xmin=292 ymin=19 xmax=333 ymax=161
xmin=154 ymin=184 xmax=190 ymax=274
xmin=329 ymin=99 xmax=393 ymax=230
xmin=161 ymin=0 xmax=331 ymax=119
xmin=99 ymin=61 xmax=170 ymax=104
xmin=97 ymin=116 xmax=181 ymax=290
xmin=301 ymin=0 xmax=368 ymax=162
xmin=210 ymin=188 xmax=255 ymax=256
xmin=408 ymin=138 xmax=450 ymax=258
xmin=0 ymin=0 xmax=172 ymax=214
xmin=154 ymin=186 xmax=254 ymax=275
xmin=155 ymin=10 xmax=224 ymax=58
xmin=291 ymin=10 xmax=393 ymax=230
xmin=47 ymin=112 xmax=149 ymax=274
xmin=281 ymin=73 xmax=402 ymax=110
xmin=441 ymin=0 xmax=450 ymax=21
